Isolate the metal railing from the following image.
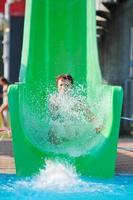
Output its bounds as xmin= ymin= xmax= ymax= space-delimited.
xmin=102 ymin=0 xmax=117 ymax=3
xmin=96 ymin=0 xmax=118 ymax=10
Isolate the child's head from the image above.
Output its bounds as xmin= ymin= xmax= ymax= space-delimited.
xmin=56 ymin=74 xmax=74 ymax=94
xmin=0 ymin=77 xmax=9 ymax=86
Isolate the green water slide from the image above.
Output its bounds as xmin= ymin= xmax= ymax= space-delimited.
xmin=8 ymin=0 xmax=123 ymax=178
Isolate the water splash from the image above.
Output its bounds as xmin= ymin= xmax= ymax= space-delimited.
xmin=19 ymin=84 xmax=111 ymax=156
xmin=0 ymin=160 xmax=133 ymax=200
xmin=31 ymin=160 xmax=81 ymax=191
xmin=2 ymin=161 xmax=132 ymax=197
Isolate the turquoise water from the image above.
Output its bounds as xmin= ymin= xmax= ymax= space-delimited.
xmin=0 ymin=174 xmax=133 ymax=200
xmin=0 ymin=162 xmax=133 ymax=200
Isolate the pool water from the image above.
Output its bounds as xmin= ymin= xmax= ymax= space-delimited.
xmin=0 ymin=162 xmax=133 ymax=200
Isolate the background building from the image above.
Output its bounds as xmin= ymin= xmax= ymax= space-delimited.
xmin=96 ymin=0 xmax=133 ymax=133
xmin=0 ymin=0 xmax=25 ymax=82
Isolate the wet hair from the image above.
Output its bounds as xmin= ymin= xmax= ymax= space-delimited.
xmin=0 ymin=77 xmax=9 ymax=85
xmin=56 ymin=74 xmax=74 ymax=85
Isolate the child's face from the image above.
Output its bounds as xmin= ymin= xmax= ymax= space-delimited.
xmin=57 ymin=79 xmax=72 ymax=94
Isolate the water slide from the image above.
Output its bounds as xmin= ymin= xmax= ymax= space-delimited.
xmin=8 ymin=0 xmax=123 ymax=178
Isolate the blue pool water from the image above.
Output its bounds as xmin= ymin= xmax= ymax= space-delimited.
xmin=0 ymin=162 xmax=133 ymax=200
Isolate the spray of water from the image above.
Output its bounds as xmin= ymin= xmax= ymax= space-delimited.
xmin=8 ymin=160 xmax=130 ymax=196
xmin=20 ymin=83 xmax=111 ymax=156
xmin=31 ymin=160 xmax=81 ymax=191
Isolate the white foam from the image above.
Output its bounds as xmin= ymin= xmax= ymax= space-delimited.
xmin=11 ymin=160 xmax=130 ymax=195
xmin=31 ymin=160 xmax=82 ymax=191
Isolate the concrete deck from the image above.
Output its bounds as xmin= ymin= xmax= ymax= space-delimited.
xmin=0 ymin=139 xmax=15 ymax=174
xmin=116 ymin=137 xmax=133 ymax=174
xmin=0 ymin=136 xmax=133 ymax=175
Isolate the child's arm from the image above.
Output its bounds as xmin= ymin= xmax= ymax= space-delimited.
xmin=49 ymin=94 xmax=58 ymax=112
xmin=48 ymin=94 xmax=60 ymax=121
xmin=76 ymin=101 xmax=103 ymax=133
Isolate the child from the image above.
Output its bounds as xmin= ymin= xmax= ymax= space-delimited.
xmin=0 ymin=77 xmax=10 ymax=132
xmin=48 ymin=74 xmax=103 ymax=144
xmin=49 ymin=74 xmax=74 ymax=114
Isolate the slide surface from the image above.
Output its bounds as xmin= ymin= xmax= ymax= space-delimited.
xmin=8 ymin=0 xmax=123 ymax=178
